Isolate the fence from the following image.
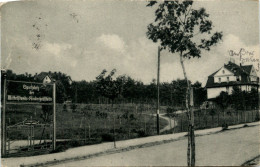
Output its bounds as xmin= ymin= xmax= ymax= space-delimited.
xmin=4 ymin=102 xmax=259 ymax=157
xmin=166 ymin=109 xmax=260 ymax=134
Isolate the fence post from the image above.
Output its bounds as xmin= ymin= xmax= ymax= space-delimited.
xmin=181 ymin=115 xmax=183 ymax=132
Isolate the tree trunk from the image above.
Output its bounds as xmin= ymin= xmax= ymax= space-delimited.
xmin=223 ymin=110 xmax=225 ymax=125
xmin=112 ymin=100 xmax=116 ymax=148
xmin=180 ymin=54 xmax=195 ymax=166
xmin=217 ymin=113 xmax=219 ymax=127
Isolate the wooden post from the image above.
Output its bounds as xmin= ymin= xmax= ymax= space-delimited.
xmin=84 ymin=116 xmax=86 ymax=144
xmin=53 ymin=80 xmax=56 ymax=150
xmin=1 ymin=71 xmax=7 ymax=156
xmin=157 ymin=46 xmax=160 ymax=135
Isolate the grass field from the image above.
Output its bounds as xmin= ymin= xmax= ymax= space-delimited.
xmin=5 ymin=103 xmax=168 ymax=152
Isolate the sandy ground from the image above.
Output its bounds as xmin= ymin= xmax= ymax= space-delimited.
xmin=51 ymin=125 xmax=260 ymax=166
xmin=2 ymin=122 xmax=259 ymax=167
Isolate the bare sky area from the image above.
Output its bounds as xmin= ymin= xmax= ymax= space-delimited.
xmin=1 ymin=0 xmax=259 ymax=85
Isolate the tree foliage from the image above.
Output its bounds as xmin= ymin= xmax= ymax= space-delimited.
xmin=147 ymin=1 xmax=222 ymax=57
xmin=95 ymin=69 xmax=121 ymax=104
xmin=146 ymin=1 xmax=223 ymax=166
xmin=2 ymin=69 xmax=206 ymax=106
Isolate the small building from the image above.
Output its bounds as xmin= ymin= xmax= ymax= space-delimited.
xmin=34 ymin=72 xmax=73 ymax=84
xmin=205 ymin=61 xmax=259 ymax=99
xmin=34 ymin=72 xmax=53 ymax=84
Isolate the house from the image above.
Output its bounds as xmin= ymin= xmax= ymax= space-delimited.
xmin=205 ymin=61 xmax=259 ymax=99
xmin=34 ymin=72 xmax=53 ymax=84
xmin=34 ymin=72 xmax=73 ymax=84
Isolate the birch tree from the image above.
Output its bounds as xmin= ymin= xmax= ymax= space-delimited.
xmin=146 ymin=1 xmax=223 ymax=166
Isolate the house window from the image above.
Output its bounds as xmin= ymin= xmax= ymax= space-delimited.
xmin=218 ymin=78 xmax=221 ymax=83
xmin=222 ymin=70 xmax=225 ymax=74
xmin=227 ymin=77 xmax=229 ymax=82
xmin=236 ymin=76 xmax=240 ymax=81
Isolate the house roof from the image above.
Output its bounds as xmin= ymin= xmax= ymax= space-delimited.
xmin=223 ymin=62 xmax=247 ymax=76
xmin=34 ymin=72 xmax=52 ymax=82
xmin=206 ymin=61 xmax=259 ymax=88
xmin=241 ymin=65 xmax=253 ymax=75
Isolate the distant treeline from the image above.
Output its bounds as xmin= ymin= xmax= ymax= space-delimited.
xmin=2 ymin=69 xmax=206 ymax=107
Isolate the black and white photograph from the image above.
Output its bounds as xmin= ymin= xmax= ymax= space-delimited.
xmin=0 ymin=0 xmax=259 ymax=166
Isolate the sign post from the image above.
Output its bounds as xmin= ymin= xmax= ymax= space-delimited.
xmin=1 ymin=72 xmax=7 ymax=156
xmin=1 ymin=77 xmax=56 ymax=155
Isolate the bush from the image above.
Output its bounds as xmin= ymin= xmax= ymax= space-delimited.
xmin=69 ymin=140 xmax=82 ymax=147
xmin=50 ymin=145 xmax=67 ymax=153
xmin=101 ymin=133 xmax=114 ymax=142
xmin=255 ymin=111 xmax=260 ymax=121
xmin=222 ymin=123 xmax=228 ymax=130
xmin=71 ymin=104 xmax=77 ymax=112
xmin=137 ymin=130 xmax=147 ymax=137
xmin=63 ymin=104 xmax=67 ymax=112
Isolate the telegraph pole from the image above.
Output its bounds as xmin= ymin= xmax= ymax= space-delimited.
xmin=157 ymin=46 xmax=160 ymax=135
xmin=52 ymin=80 xmax=56 ymax=150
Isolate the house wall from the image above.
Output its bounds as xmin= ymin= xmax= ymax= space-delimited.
xmin=43 ymin=76 xmax=51 ymax=83
xmin=207 ymin=87 xmax=227 ymax=99
xmin=213 ymin=66 xmax=237 ymax=83
xmin=250 ymin=76 xmax=258 ymax=82
xmin=214 ymin=75 xmax=236 ymax=83
xmin=207 ymin=85 xmax=256 ymax=99
xmin=240 ymin=85 xmax=252 ymax=91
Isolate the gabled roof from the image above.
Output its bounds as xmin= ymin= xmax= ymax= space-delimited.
xmin=34 ymin=72 xmax=52 ymax=82
xmin=206 ymin=61 xmax=259 ymax=88
xmin=208 ymin=68 xmax=220 ymax=77
xmin=223 ymin=62 xmax=247 ymax=76
xmin=241 ymin=65 xmax=253 ymax=75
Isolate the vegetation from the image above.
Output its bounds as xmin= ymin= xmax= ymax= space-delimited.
xmin=5 ymin=103 xmax=168 ymax=152
xmin=146 ymin=1 xmax=222 ymax=166
xmin=2 ymin=69 xmax=206 ymax=107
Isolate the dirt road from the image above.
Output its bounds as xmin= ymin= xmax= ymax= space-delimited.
xmin=52 ymin=125 xmax=259 ymax=166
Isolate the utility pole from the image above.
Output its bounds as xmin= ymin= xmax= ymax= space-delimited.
xmin=52 ymin=80 xmax=56 ymax=151
xmin=157 ymin=46 xmax=160 ymax=135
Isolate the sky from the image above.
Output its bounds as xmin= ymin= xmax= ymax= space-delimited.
xmin=0 ymin=0 xmax=259 ymax=86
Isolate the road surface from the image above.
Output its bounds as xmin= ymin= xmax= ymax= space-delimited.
xmin=52 ymin=125 xmax=260 ymax=166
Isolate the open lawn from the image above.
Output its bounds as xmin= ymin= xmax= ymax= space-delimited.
xmin=5 ymin=103 xmax=168 ymax=156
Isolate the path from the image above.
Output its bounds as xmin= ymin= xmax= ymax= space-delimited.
xmin=159 ymin=114 xmax=177 ymax=133
xmin=149 ymin=113 xmax=177 ymax=133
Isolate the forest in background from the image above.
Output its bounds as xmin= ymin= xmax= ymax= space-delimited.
xmin=2 ymin=69 xmax=207 ymax=108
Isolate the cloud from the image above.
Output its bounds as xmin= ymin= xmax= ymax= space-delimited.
xmin=44 ymin=42 xmax=72 ymax=57
xmin=217 ymin=34 xmax=259 ymax=75
xmin=96 ymin=34 xmax=126 ymax=53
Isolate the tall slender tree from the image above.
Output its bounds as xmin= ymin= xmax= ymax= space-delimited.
xmin=146 ymin=1 xmax=222 ymax=166
xmin=95 ymin=69 xmax=121 ymax=148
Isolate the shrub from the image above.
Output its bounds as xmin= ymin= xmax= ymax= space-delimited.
xmin=221 ymin=123 xmax=228 ymax=130
xmin=255 ymin=111 xmax=260 ymax=121
xmin=71 ymin=104 xmax=77 ymax=112
xmin=50 ymin=145 xmax=66 ymax=153
xmin=63 ymin=104 xmax=67 ymax=112
xmin=101 ymin=133 xmax=114 ymax=142
xmin=137 ymin=130 xmax=146 ymax=137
